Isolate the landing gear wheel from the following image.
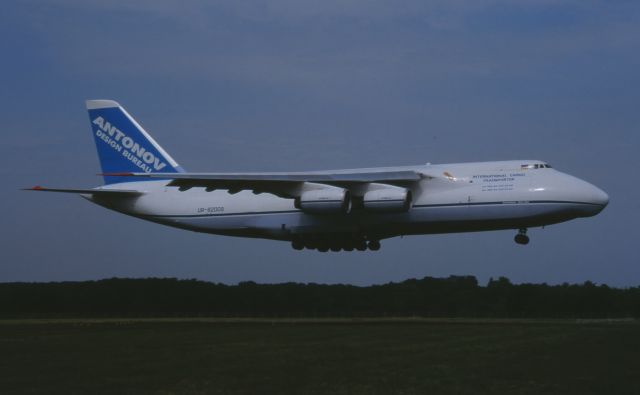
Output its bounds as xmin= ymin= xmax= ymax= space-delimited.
xmin=291 ymin=240 xmax=304 ymax=250
xmin=514 ymin=234 xmax=529 ymax=245
xmin=368 ymin=240 xmax=381 ymax=251
xmin=355 ymin=241 xmax=367 ymax=251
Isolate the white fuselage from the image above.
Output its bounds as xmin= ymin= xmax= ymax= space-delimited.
xmin=89 ymin=160 xmax=608 ymax=245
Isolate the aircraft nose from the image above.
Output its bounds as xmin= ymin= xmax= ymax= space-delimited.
xmin=590 ymin=185 xmax=609 ymax=208
xmin=556 ymin=174 xmax=609 ymax=217
xmin=578 ymin=181 xmax=609 ymax=216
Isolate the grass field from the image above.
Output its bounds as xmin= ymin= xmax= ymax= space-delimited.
xmin=1 ymin=318 xmax=638 ymax=394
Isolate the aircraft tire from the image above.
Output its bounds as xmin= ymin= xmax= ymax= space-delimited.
xmin=292 ymin=240 xmax=304 ymax=250
xmin=368 ymin=240 xmax=381 ymax=251
xmin=317 ymin=242 xmax=329 ymax=252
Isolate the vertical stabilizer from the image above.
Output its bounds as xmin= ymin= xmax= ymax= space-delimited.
xmin=86 ymin=100 xmax=185 ymax=184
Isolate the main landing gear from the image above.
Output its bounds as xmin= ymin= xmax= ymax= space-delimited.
xmin=514 ymin=228 xmax=530 ymax=245
xmin=291 ymin=237 xmax=381 ymax=252
xmin=367 ymin=240 xmax=381 ymax=251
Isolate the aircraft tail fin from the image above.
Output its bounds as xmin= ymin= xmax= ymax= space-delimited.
xmin=86 ymin=100 xmax=185 ymax=184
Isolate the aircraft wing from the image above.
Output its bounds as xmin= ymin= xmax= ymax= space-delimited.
xmin=106 ymin=170 xmax=426 ymax=198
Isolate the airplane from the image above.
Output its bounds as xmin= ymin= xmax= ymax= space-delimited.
xmin=25 ymin=100 xmax=609 ymax=252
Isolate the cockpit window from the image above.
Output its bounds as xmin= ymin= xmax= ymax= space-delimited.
xmin=521 ymin=163 xmax=552 ymax=169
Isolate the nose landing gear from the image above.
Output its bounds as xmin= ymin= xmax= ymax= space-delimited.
xmin=514 ymin=228 xmax=530 ymax=245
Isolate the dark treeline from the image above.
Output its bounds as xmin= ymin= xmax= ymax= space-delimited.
xmin=1 ymin=276 xmax=640 ymax=319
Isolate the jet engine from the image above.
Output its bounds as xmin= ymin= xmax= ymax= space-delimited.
xmin=363 ymin=185 xmax=412 ymax=212
xmin=296 ymin=187 xmax=351 ymax=214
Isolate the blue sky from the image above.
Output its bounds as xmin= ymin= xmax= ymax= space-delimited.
xmin=1 ymin=0 xmax=639 ymax=285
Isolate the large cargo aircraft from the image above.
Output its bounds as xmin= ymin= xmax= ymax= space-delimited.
xmin=26 ymin=100 xmax=609 ymax=252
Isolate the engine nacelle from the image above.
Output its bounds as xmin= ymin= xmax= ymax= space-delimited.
xmin=363 ymin=186 xmax=412 ymax=212
xmin=296 ymin=187 xmax=351 ymax=214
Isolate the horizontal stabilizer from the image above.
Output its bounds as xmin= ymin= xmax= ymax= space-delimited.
xmin=23 ymin=186 xmax=143 ymax=196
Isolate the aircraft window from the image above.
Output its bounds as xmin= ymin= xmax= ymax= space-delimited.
xmin=522 ymin=163 xmax=552 ymax=169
